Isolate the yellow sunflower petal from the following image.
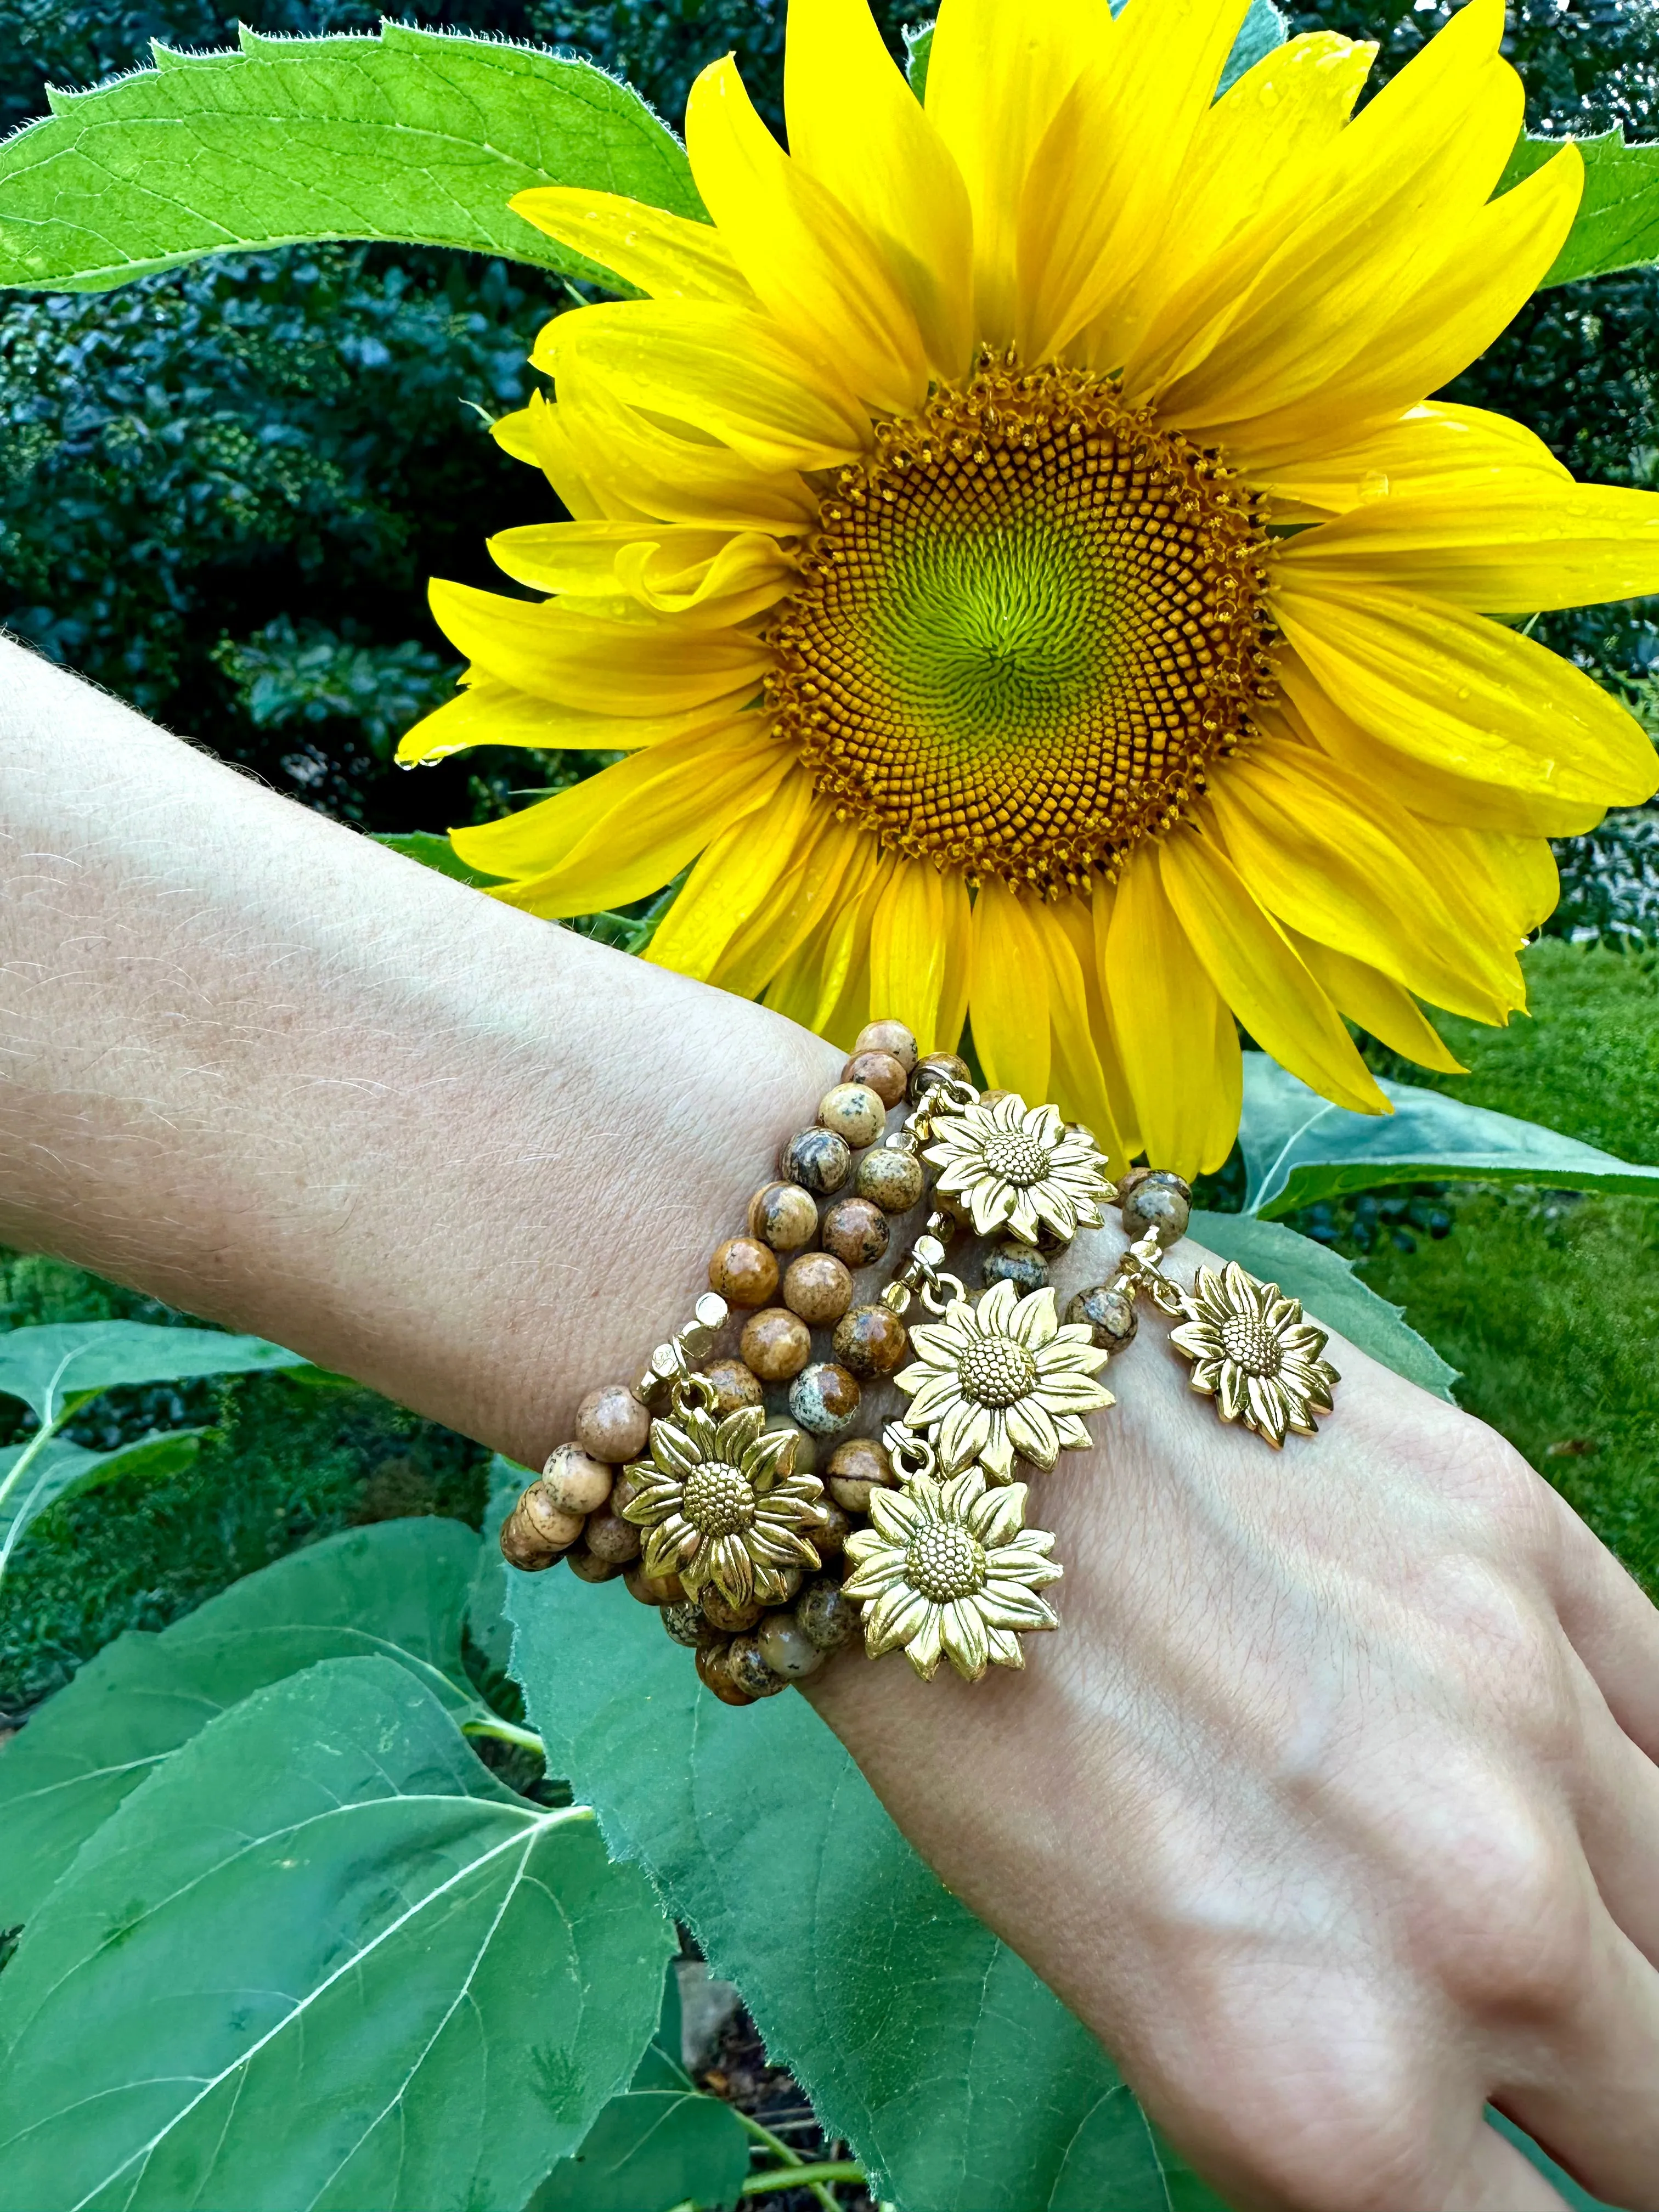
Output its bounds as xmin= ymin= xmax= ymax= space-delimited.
xmin=495 ymin=391 xmax=612 ymax=518
xmin=1284 ymin=930 xmax=1466 ymax=1073
xmin=935 ymin=870 xmax=975 ymax=1055
xmin=815 ymin=851 xmax=895 ymax=1045
xmin=783 ymin=0 xmax=975 ymax=380
xmin=646 ymin=765 xmax=820 ymax=979
xmin=716 ymin=816 xmax=876 ymax=999
xmin=396 ymin=673 xmax=755 ymax=765
xmin=685 ymin=54 xmax=928 ymax=415
xmin=1432 ymin=822 xmax=1561 ymax=941
xmin=1035 ymin=901 xmax=1130 ymax=1168
xmin=486 ymin=522 xmax=793 ymax=611
xmin=555 ymin=374 xmax=817 ymax=534
xmin=870 ymin=859 xmax=950 ymax=1053
xmin=1158 ymin=828 xmax=1389 ymax=1115
xmin=1101 ymin=850 xmax=1233 ymax=1176
xmin=970 ymin=876 xmax=1053 ymax=1100
xmin=1253 ymin=402 xmax=1567 ymax=521
xmin=509 ymin=187 xmax=758 ymax=304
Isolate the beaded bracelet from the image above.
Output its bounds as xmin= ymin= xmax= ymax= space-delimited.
xmin=503 ymin=1021 xmax=1340 ymax=1702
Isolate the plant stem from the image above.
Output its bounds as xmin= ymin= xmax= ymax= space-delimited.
xmin=738 ymin=2163 xmax=865 ymax=2197
xmin=460 ymin=1714 xmax=546 ymax=1754
xmin=0 ymin=1410 xmax=64 ymax=1589
xmin=732 ymin=2111 xmax=846 ymax=2209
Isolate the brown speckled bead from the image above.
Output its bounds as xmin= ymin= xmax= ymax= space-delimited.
xmin=624 ymin=1560 xmax=685 ymax=1606
xmin=583 ymin=1510 xmax=641 ymax=1565
xmin=709 ymin=1235 xmax=780 ymax=1309
xmin=854 ymin=1019 xmax=918 ymax=1071
xmin=500 ymin=1482 xmax=585 ymax=1570
xmin=1067 ymin=1283 xmax=1139 ymax=1352
xmin=566 ymin=1544 xmax=622 ymax=1584
xmin=773 ymin=1565 xmax=804 ymax=1603
xmin=842 ymin=1048 xmax=909 ymax=1107
xmin=728 ymin=1634 xmax=789 ymax=1699
xmin=782 ymin=1251 xmax=854 ymax=1325
xmin=797 ymin=1577 xmax=858 ymax=1651
xmin=827 ymin=1435 xmax=895 ymax=1514
xmin=701 ymin=1586 xmax=764 ymax=1633
xmin=609 ymin=1466 xmax=647 ymax=1516
xmin=740 ymin=1305 xmax=812 ymax=1383
xmin=1121 ymin=1170 xmax=1192 ymax=1247
xmin=574 ymin=1383 xmax=652 ymax=1466
xmin=910 ymin=1050 xmax=972 ymax=1102
xmin=821 ymin=1196 xmax=890 ymax=1269
xmin=854 ymin=1146 xmax=926 ymax=1215
xmin=982 ymin=1239 xmax=1049 ymax=1296
xmin=808 ymin=1498 xmax=851 ymax=1555
xmin=816 ymin=1081 xmax=887 ymax=1150
xmin=757 ymin=1611 xmax=827 ymax=1680
xmin=978 ymin=1088 xmax=1013 ymax=1109
xmin=747 ymin=1180 xmax=820 ymax=1252
xmin=788 ymin=1360 xmax=861 ymax=1436
xmin=696 ymin=1639 xmax=755 ymax=1705
xmin=540 ymin=1443 xmax=614 ymax=1517
xmin=663 ymin=1598 xmax=721 ymax=1648
xmin=763 ymin=1414 xmax=815 ymax=1475
xmin=779 ymin=1124 xmax=851 ymax=1195
xmin=831 ymin=1301 xmax=909 ymax=1379
xmin=1116 ymin=1165 xmax=1154 ymax=1206
xmin=700 ymin=1357 xmax=765 ymax=1414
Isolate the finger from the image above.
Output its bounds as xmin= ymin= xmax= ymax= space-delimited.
xmin=1566 ymin=1652 xmax=1659 ymax=1967
xmin=1545 ymin=1487 xmax=1659 ymax=1759
xmin=1453 ymin=2119 xmax=1578 ymax=2211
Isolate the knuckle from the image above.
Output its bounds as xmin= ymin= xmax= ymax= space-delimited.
xmin=1416 ymin=1786 xmax=1590 ymax=2018
xmin=1181 ymin=2060 xmax=1448 ymax=2210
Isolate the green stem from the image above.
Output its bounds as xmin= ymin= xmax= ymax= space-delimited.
xmin=731 ymin=2112 xmax=843 ymax=2210
xmin=0 ymin=1409 xmax=65 ymax=1587
xmin=461 ymin=1715 xmax=545 ymax=1754
xmin=739 ymin=2163 xmax=865 ymax=2197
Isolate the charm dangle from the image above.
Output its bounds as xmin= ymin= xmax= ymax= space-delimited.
xmin=893 ymin=1276 xmax=1113 ymax=1480
xmin=923 ymin=1092 xmax=1116 ymax=1245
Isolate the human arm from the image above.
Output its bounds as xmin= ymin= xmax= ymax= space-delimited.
xmin=3 ymin=636 xmax=1656 ymax=2212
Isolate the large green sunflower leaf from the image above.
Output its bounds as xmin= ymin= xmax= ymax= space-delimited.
xmin=1238 ymin=1052 xmax=1659 ymax=1218
xmin=1503 ymin=127 xmax=1659 ymax=286
xmin=0 ymin=22 xmax=699 ymax=296
xmin=0 ymin=1429 xmax=203 ymax=1583
xmin=0 ymin=1519 xmax=489 ymax=1927
xmin=1189 ymin=1211 xmax=1458 ymax=1401
xmin=527 ymin=2090 xmax=750 ymax=2212
xmin=508 ymin=1570 xmax=1187 ymax=2212
xmin=0 ymin=1657 xmax=673 ymax=2212
xmin=0 ymin=1318 xmax=304 ymax=1425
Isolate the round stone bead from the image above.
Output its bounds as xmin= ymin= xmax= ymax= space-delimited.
xmin=699 ymin=1357 xmax=764 ymax=1414
xmin=854 ymin=1019 xmax=918 ymax=1071
xmin=566 ymin=1544 xmax=622 ymax=1584
xmin=1115 ymin=1165 xmax=1154 ymax=1206
xmin=771 ymin=1565 xmax=804 ymax=1604
xmin=826 ymin=1435 xmax=895 ymax=1514
xmin=981 ymin=1239 xmax=1049 ymax=1296
xmin=789 ymin=1361 xmax=861 ymax=1436
xmin=624 ymin=1560 xmax=684 ymax=1606
xmin=540 ymin=1443 xmax=614 ymax=1518
xmin=1121 ymin=1170 xmax=1193 ymax=1248
xmin=821 ymin=1196 xmax=890 ymax=1269
xmin=695 ymin=1640 xmax=754 ymax=1706
xmin=782 ymin=1251 xmax=855 ymax=1325
xmin=708 ymin=1235 xmax=780 ymax=1309
xmin=1066 ymin=1283 xmax=1139 ymax=1352
xmin=816 ymin=1081 xmax=887 ymax=1150
xmin=662 ymin=1598 xmax=721 ymax=1649
xmin=747 ymin=1180 xmax=820 ymax=1252
xmin=854 ymin=1146 xmax=926 ymax=1215
xmin=700 ymin=1585 xmax=764 ymax=1633
xmin=797 ymin=1577 xmax=859 ymax=1652
xmin=740 ymin=1305 xmax=812 ymax=1383
xmin=780 ymin=1125 xmax=851 ymax=1195
xmin=574 ymin=1383 xmax=652 ymax=1466
xmin=910 ymin=1050 xmax=972 ymax=1102
xmin=763 ymin=1414 xmax=815 ymax=1475
xmin=831 ymin=1301 xmax=909 ymax=1380
xmin=757 ymin=1612 xmax=828 ymax=1680
xmin=808 ymin=1498 xmax=851 ymax=1555
xmin=583 ymin=1510 xmax=641 ymax=1565
xmin=500 ymin=1482 xmax=585 ymax=1570
xmin=978 ymin=1088 xmax=1013 ymax=1109
xmin=727 ymin=1634 xmax=789 ymax=1699
xmin=842 ymin=1048 xmax=909 ymax=1107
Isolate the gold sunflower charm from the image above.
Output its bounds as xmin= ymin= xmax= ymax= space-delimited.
xmin=924 ymin=1094 xmax=1115 ymax=1246
xmin=895 ymin=1278 xmax=1111 ymax=1481
xmin=841 ymin=1463 xmax=1062 ymax=1683
xmin=1167 ymin=1262 xmax=1340 ymax=1448
xmin=620 ymin=1402 xmax=823 ymax=1606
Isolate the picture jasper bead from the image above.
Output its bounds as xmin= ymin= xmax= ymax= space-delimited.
xmin=842 ymin=1047 xmax=909 ymax=1107
xmin=854 ymin=1146 xmax=926 ymax=1215
xmin=608 ymin=1466 xmax=647 ymax=1516
xmin=797 ymin=1577 xmax=858 ymax=1651
xmin=708 ymin=1234 xmax=780 ymax=1308
xmin=583 ymin=1510 xmax=641 ymax=1565
xmin=816 ymin=1081 xmax=887 ymax=1150
xmin=981 ymin=1239 xmax=1049 ymax=1295
xmin=780 ymin=1125 xmax=851 ymax=1195
xmin=763 ymin=1414 xmax=815 ymax=1474
xmin=1121 ymin=1170 xmax=1192 ymax=1247
xmin=1067 ymin=1283 xmax=1139 ymax=1352
xmin=747 ymin=1179 xmax=820 ymax=1252
xmin=662 ymin=1598 xmax=721 ymax=1649
xmin=500 ymin=1483 xmax=584 ymax=1570
xmin=700 ymin=1585 xmax=764 ymax=1633
xmin=574 ymin=1383 xmax=651 ymax=1466
xmin=740 ymin=1305 xmax=812 ymax=1383
xmin=910 ymin=1050 xmax=971 ymax=1101
xmin=699 ymin=1357 xmax=764 ymax=1414
xmin=808 ymin=1498 xmax=851 ymax=1555
xmin=540 ymin=1443 xmax=614 ymax=1518
xmin=854 ymin=1019 xmax=918 ymax=1071
xmin=821 ymin=1196 xmax=890 ymax=1269
xmin=624 ymin=1560 xmax=685 ymax=1606
xmin=757 ymin=1611 xmax=827 ymax=1680
xmin=782 ymin=1250 xmax=854 ymax=1325
xmin=826 ymin=1435 xmax=895 ymax=1514
xmin=728 ymin=1634 xmax=789 ymax=1699
xmin=695 ymin=1640 xmax=754 ymax=1706
xmin=789 ymin=1360 xmax=861 ymax=1436
xmin=566 ymin=1545 xmax=622 ymax=1584
xmin=831 ymin=1301 xmax=909 ymax=1379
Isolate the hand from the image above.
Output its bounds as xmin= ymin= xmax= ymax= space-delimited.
xmin=811 ymin=1226 xmax=1659 ymax=2212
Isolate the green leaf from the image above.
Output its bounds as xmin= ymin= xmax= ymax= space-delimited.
xmin=0 ymin=23 xmax=700 ymax=296
xmin=1238 ymin=1052 xmax=1659 ymax=1219
xmin=905 ymin=21 xmax=934 ymax=99
xmin=0 ymin=1429 xmax=204 ymax=1580
xmin=1502 ymin=127 xmax=1659 ymax=286
xmin=509 ymin=1573 xmax=1182 ymax=2212
xmin=0 ymin=1520 xmax=489 ymax=1925
xmin=374 ymin=829 xmax=506 ymax=889
xmin=469 ymin=1453 xmax=533 ymax=1675
xmin=527 ymin=2090 xmax=749 ymax=2212
xmin=1216 ymin=0 xmax=1286 ymax=95
xmin=1189 ymin=1212 xmax=1458 ymax=1401
xmin=0 ymin=1657 xmax=674 ymax=2212
xmin=0 ymin=1319 xmax=304 ymax=1425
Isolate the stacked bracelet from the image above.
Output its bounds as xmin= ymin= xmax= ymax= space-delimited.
xmin=504 ymin=1020 xmax=1340 ymax=1701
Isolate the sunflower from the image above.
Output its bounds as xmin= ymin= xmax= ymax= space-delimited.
xmin=620 ymin=1402 xmax=824 ymax=1606
xmin=1167 ymin=1260 xmax=1340 ymax=1446
xmin=926 ymin=1092 xmax=1114 ymax=1243
xmin=840 ymin=1463 xmax=1063 ymax=1680
xmin=402 ymin=0 xmax=1659 ymax=1176
xmin=895 ymin=1276 xmax=1111 ymax=1479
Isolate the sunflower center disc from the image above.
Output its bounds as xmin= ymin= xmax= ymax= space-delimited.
xmin=1219 ymin=1314 xmax=1282 ymax=1376
xmin=681 ymin=1460 xmax=755 ymax=1536
xmin=958 ymin=1335 xmax=1039 ymax=1408
xmin=980 ymin=1131 xmax=1052 ymax=1187
xmin=767 ymin=360 xmax=1273 ymax=896
xmin=905 ymin=1522 xmax=988 ymax=1604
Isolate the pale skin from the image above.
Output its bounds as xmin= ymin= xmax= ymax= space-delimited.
xmin=2 ymin=636 xmax=1656 ymax=2212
